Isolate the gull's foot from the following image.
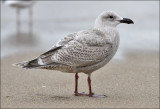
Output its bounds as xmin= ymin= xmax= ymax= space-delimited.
xmin=74 ymin=92 xmax=88 ymax=96
xmin=74 ymin=93 xmax=80 ymax=96
xmin=89 ymin=92 xmax=94 ymax=97
xmin=91 ymin=94 xmax=107 ymax=98
xmin=74 ymin=92 xmax=107 ymax=98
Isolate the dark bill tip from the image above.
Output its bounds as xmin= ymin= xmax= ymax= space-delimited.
xmin=120 ymin=18 xmax=134 ymax=24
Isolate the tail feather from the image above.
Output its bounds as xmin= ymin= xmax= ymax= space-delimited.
xmin=13 ymin=58 xmax=41 ymax=69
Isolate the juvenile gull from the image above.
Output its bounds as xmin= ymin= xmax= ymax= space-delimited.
xmin=14 ymin=11 xmax=134 ymax=97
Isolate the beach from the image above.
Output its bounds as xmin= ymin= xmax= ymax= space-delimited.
xmin=1 ymin=1 xmax=159 ymax=108
xmin=1 ymin=51 xmax=159 ymax=108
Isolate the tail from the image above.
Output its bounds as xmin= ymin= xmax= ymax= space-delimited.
xmin=13 ymin=58 xmax=41 ymax=69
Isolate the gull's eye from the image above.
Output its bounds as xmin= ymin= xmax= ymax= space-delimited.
xmin=109 ymin=16 xmax=114 ymax=19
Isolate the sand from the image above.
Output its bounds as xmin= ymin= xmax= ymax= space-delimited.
xmin=1 ymin=51 xmax=159 ymax=108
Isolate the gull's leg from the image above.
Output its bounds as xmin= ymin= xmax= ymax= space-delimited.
xmin=29 ymin=6 xmax=33 ymax=37
xmin=87 ymin=75 xmax=107 ymax=98
xmin=16 ymin=8 xmax=20 ymax=37
xmin=88 ymin=75 xmax=94 ymax=97
xmin=74 ymin=73 xmax=89 ymax=96
xmin=73 ymin=73 xmax=107 ymax=97
xmin=74 ymin=73 xmax=79 ymax=96
xmin=74 ymin=73 xmax=106 ymax=97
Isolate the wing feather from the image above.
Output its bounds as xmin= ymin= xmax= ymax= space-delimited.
xmin=52 ymin=40 xmax=112 ymax=67
xmin=40 ymin=29 xmax=113 ymax=67
xmin=39 ymin=33 xmax=75 ymax=59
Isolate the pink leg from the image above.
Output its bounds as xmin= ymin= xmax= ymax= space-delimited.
xmin=74 ymin=73 xmax=79 ymax=96
xmin=73 ymin=74 xmax=106 ymax=97
xmin=88 ymin=76 xmax=94 ymax=97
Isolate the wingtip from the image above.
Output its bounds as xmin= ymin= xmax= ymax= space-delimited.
xmin=12 ymin=61 xmax=27 ymax=67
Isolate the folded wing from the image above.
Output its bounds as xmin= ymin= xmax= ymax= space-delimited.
xmin=39 ymin=29 xmax=113 ymax=68
xmin=15 ymin=29 xmax=113 ymax=69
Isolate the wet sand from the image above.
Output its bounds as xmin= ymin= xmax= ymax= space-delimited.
xmin=1 ymin=51 xmax=159 ymax=108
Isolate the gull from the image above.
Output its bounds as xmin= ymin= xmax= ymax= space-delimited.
xmin=2 ymin=0 xmax=35 ymax=37
xmin=14 ymin=11 xmax=134 ymax=97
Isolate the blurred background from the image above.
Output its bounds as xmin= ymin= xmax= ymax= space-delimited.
xmin=1 ymin=1 xmax=159 ymax=108
xmin=1 ymin=1 xmax=159 ymax=59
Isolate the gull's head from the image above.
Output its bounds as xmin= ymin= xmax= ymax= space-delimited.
xmin=94 ymin=11 xmax=134 ymax=28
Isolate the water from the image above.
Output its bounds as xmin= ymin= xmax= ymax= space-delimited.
xmin=1 ymin=1 xmax=159 ymax=59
